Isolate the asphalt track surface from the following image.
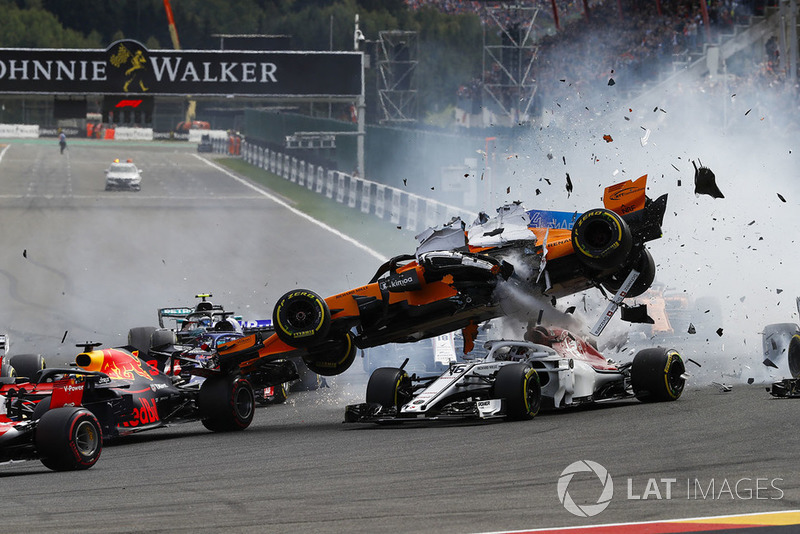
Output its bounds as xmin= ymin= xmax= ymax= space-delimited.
xmin=0 ymin=140 xmax=798 ymax=534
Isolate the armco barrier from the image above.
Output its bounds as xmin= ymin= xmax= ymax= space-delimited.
xmin=205 ymin=138 xmax=474 ymax=234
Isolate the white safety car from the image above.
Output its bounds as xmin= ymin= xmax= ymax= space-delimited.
xmin=104 ymin=159 xmax=142 ymax=191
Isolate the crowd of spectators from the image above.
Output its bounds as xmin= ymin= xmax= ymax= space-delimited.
xmin=408 ymin=0 xmax=796 ymax=129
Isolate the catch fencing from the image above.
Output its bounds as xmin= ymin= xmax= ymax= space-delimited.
xmin=206 ymin=137 xmax=474 ymax=234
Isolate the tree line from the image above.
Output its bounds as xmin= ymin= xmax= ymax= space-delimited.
xmin=0 ymin=0 xmax=486 ymax=123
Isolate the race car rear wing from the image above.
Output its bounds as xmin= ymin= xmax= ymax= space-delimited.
xmin=158 ymin=307 xmax=242 ymax=328
xmin=603 ymin=175 xmax=667 ymax=244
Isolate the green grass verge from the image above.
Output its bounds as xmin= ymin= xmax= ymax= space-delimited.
xmin=216 ymin=157 xmax=418 ymax=259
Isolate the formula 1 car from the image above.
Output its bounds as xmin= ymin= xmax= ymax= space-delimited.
xmin=129 ymin=294 xmax=321 ymax=396
xmin=345 ymin=326 xmax=686 ymax=423
xmin=768 ymin=332 xmax=800 ymax=398
xmin=22 ymin=342 xmax=255 ymax=445
xmin=215 ymin=175 xmax=667 ymax=380
xmin=1 ymin=361 xmax=103 ymax=471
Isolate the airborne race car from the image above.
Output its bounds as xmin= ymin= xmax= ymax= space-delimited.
xmin=345 ymin=326 xmax=686 ymax=423
xmin=214 ymin=175 xmax=667 ymax=381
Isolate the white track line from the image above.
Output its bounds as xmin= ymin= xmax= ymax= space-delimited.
xmin=0 ymin=144 xmax=10 ymax=164
xmin=193 ymin=154 xmax=388 ymax=262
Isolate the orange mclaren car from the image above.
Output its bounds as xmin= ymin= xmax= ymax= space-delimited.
xmin=217 ymin=175 xmax=667 ymax=378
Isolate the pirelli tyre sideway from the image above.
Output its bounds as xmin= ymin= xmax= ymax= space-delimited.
xmin=9 ymin=353 xmax=45 ymax=381
xmin=273 ymin=289 xmax=331 ymax=348
xmin=366 ymin=367 xmax=412 ymax=410
xmin=788 ymin=335 xmax=800 ymax=378
xmin=571 ymin=208 xmax=633 ymax=271
xmin=631 ymin=348 xmax=686 ymax=402
xmin=303 ymin=332 xmax=357 ymax=376
xmin=36 ymin=407 xmax=102 ymax=471
xmin=493 ymin=363 xmax=541 ymax=420
xmin=199 ymin=375 xmax=255 ymax=432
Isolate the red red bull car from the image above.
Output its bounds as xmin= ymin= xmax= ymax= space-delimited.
xmin=1 ymin=366 xmax=103 ymax=471
xmin=4 ymin=341 xmax=255 ymax=459
xmin=215 ymin=175 xmax=667 ymax=380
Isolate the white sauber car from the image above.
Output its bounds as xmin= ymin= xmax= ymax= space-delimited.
xmin=345 ymin=326 xmax=686 ymax=423
xmin=104 ymin=159 xmax=142 ymax=191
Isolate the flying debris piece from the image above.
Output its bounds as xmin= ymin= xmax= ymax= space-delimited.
xmin=536 ymin=309 xmax=544 ymax=325
xmin=654 ymin=106 xmax=658 ymax=112
xmin=777 ymin=193 xmax=786 ymax=202
xmin=748 ymin=220 xmax=756 ymax=226
xmin=747 ymin=377 xmax=755 ymax=385
xmin=535 ymin=189 xmax=541 ymax=195
xmin=640 ymin=128 xmax=651 ymax=146
xmin=677 ymin=179 xmax=682 ymax=187
xmin=560 ymin=79 xmax=566 ymax=83
xmin=712 ymin=382 xmax=732 ymax=392
xmin=397 ymin=226 xmax=402 ymax=230
xmin=687 ymin=358 xmax=702 ymax=368
xmin=562 ymin=156 xmax=566 ymax=165
xmin=671 ymin=164 xmax=680 ymax=172
xmin=544 ymin=178 xmax=551 ymax=185
xmin=716 ymin=327 xmax=724 ymax=337
xmin=764 ymin=358 xmax=779 ymax=369
xmin=403 ymin=179 xmax=407 ymax=186
xmin=61 ymin=330 xmax=68 ymax=343
xmin=745 ymin=109 xmax=752 ymax=116
xmin=688 ymin=323 xmax=697 ymax=334
xmin=693 ymin=160 xmax=724 ymax=198
xmin=547 ymin=153 xmax=554 ymax=160
xmin=565 ymin=173 xmax=573 ymax=194
xmin=777 ymin=288 xmax=783 ymax=294
xmin=608 ymin=78 xmax=616 ymax=86
xmin=506 ymin=186 xmax=510 ymax=194
xmin=591 ymin=270 xmax=641 ymax=336
xmin=620 ymin=304 xmax=654 ymax=324
xmin=565 ymin=306 xmax=576 ymax=314
xmin=603 ymin=134 xmax=613 ymax=143
xmin=430 ymin=187 xmax=435 ymax=190
xmin=463 ymin=173 xmax=469 ymax=178
xmin=23 ymin=249 xmax=27 ymax=258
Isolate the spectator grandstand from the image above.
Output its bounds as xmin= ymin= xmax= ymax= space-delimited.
xmin=407 ymin=0 xmax=797 ymax=130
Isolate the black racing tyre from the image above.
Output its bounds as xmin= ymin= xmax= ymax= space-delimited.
xmin=601 ymin=248 xmax=656 ymax=298
xmin=128 ymin=326 xmax=157 ymax=356
xmin=493 ymin=363 xmax=541 ymax=420
xmin=631 ymin=348 xmax=686 ymax=402
xmin=149 ymin=328 xmax=176 ymax=350
xmin=9 ymin=354 xmax=45 ymax=381
xmin=36 ymin=407 xmax=102 ymax=471
xmin=365 ymin=367 xmax=412 ymax=410
xmin=302 ymin=332 xmax=357 ymax=377
xmin=788 ymin=335 xmax=800 ymax=379
xmin=571 ymin=208 xmax=633 ymax=271
xmin=32 ymin=397 xmax=52 ymax=420
xmin=273 ymin=289 xmax=331 ymax=348
xmin=199 ymin=375 xmax=255 ymax=432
